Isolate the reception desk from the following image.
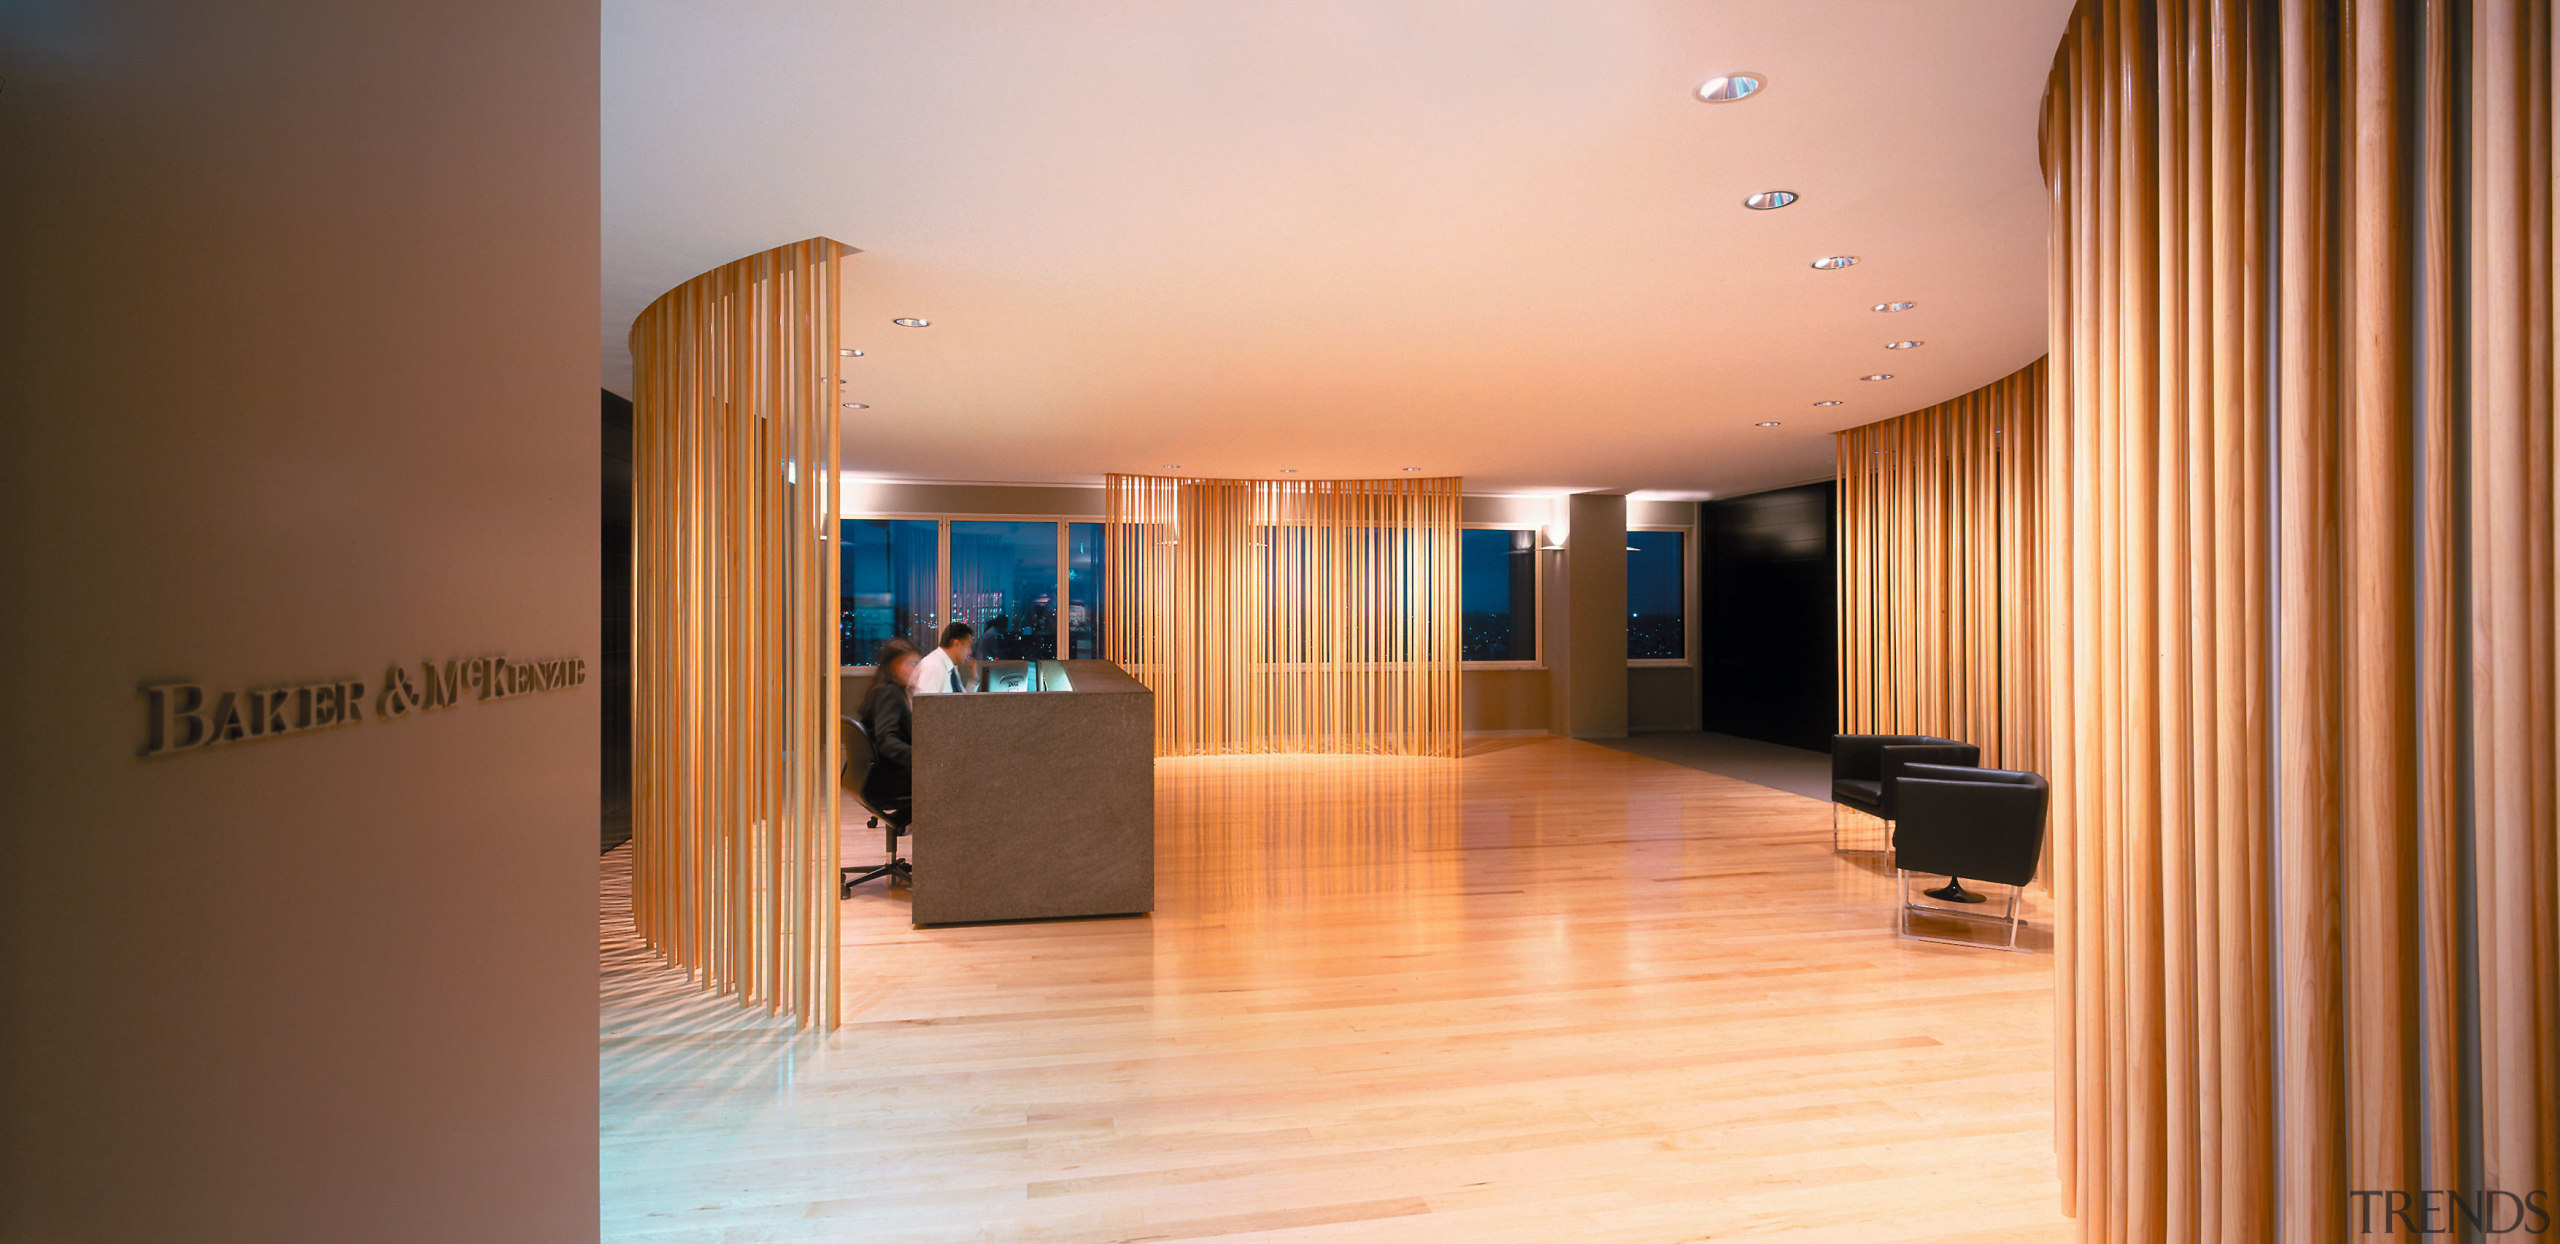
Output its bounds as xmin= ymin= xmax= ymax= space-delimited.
xmin=896 ymin=659 xmax=1155 ymax=925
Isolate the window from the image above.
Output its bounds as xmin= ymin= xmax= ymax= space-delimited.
xmin=1461 ymin=527 xmax=1539 ymax=663
xmin=1627 ymin=529 xmax=1687 ymax=661
xmin=1066 ymin=522 xmax=1104 ymax=659
xmin=840 ymin=516 xmax=1107 ymax=667
xmin=950 ymin=521 xmax=1058 ymax=661
xmin=841 ymin=519 xmax=940 ymax=666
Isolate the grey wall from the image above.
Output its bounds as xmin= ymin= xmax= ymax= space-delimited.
xmin=0 ymin=4 xmax=600 ymax=1241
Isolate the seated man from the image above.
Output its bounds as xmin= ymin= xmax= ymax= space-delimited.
xmin=911 ymin=622 xmax=975 ymax=696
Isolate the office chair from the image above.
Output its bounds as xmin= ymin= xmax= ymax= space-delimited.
xmin=838 ymin=715 xmax=912 ymax=895
xmin=1829 ymin=733 xmax=1980 ymax=852
xmin=1890 ymin=763 xmax=2049 ymax=951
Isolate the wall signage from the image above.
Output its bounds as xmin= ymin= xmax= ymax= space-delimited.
xmin=142 ymin=654 xmax=586 ymax=758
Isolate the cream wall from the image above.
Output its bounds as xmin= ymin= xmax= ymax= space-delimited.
xmin=0 ymin=5 xmax=599 ymax=1242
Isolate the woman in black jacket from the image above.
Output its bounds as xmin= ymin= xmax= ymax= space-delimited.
xmin=858 ymin=638 xmax=921 ymax=823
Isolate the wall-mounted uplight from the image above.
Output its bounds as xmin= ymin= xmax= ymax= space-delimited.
xmin=1860 ymin=374 xmax=1894 ymax=382
xmin=1743 ymin=190 xmax=1798 ymax=210
xmin=892 ymin=317 xmax=930 ymax=328
xmin=1695 ymin=72 xmax=1764 ymax=103
xmin=1810 ymin=256 xmax=1858 ymax=270
xmin=1872 ymin=301 xmax=1917 ymax=313
xmin=1885 ymin=340 xmax=1924 ymax=349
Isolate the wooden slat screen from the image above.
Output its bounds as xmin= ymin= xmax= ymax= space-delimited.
xmin=628 ymin=238 xmax=845 ymax=1029
xmin=1833 ymin=361 xmax=2048 ymax=774
xmin=2042 ymin=2 xmax=2555 ymax=1238
xmin=1103 ymin=474 xmax=1462 ymax=757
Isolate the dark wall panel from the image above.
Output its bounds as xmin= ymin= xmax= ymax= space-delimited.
xmin=1698 ymin=481 xmax=1834 ymax=752
xmin=603 ymin=390 xmax=633 ymax=853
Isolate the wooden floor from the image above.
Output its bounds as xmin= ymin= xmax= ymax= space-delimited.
xmin=601 ymin=737 xmax=2074 ymax=1243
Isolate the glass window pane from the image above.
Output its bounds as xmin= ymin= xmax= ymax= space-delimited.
xmin=951 ymin=521 xmax=1058 ymax=660
xmin=1067 ymin=522 xmax=1104 ymax=660
xmin=1461 ymin=527 xmax=1538 ymax=662
xmin=1627 ymin=529 xmax=1686 ymax=660
xmin=840 ymin=518 xmax=940 ymax=666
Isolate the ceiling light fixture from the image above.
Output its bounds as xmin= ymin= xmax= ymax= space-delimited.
xmin=1861 ymin=374 xmax=1894 ymax=382
xmin=1401 ymin=466 xmax=1421 ymax=471
xmin=892 ymin=317 xmax=930 ymax=327
xmin=1810 ymin=256 xmax=1858 ymax=270
xmin=1813 ymin=400 xmax=1845 ymax=406
xmin=1695 ymin=72 xmax=1764 ymax=103
xmin=1885 ymin=340 xmax=1924 ymax=349
xmin=843 ymin=402 xmax=868 ymax=408
xmin=1756 ymin=421 xmax=1783 ymax=427
xmin=1280 ymin=468 xmax=1299 ymax=473
xmin=1873 ymin=301 xmax=1916 ymax=312
xmin=839 ymin=348 xmax=856 ymax=356
xmin=1743 ymin=190 xmax=1798 ymax=210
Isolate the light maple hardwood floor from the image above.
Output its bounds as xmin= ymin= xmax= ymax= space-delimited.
xmin=601 ymin=736 xmax=2075 ymax=1243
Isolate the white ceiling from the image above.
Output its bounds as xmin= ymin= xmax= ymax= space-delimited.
xmin=604 ymin=0 xmax=2072 ymax=497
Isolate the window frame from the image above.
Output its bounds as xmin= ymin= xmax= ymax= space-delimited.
xmin=846 ymin=513 xmax=1546 ymax=672
xmin=840 ymin=511 xmax=1098 ymax=672
xmin=1625 ymin=522 xmax=1697 ymax=669
xmin=1460 ymin=521 xmax=1545 ymax=671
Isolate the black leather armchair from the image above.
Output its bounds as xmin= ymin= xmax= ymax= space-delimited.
xmin=1890 ymin=763 xmax=2049 ymax=950
xmin=1829 ymin=734 xmax=1981 ymax=850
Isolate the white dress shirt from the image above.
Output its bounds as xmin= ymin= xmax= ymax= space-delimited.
xmin=912 ymin=647 xmax=966 ymax=695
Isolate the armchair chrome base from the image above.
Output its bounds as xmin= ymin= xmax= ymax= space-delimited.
xmin=839 ymin=815 xmax=911 ymax=897
xmin=1831 ymin=802 xmax=1890 ymax=854
xmin=1896 ymin=869 xmax=2028 ymax=952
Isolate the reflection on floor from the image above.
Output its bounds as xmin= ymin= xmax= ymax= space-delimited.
xmin=601 ymin=736 xmax=2069 ymax=1243
xmin=1590 ymin=730 xmax=1835 ymax=801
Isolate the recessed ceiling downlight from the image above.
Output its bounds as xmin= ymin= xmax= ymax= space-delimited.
xmin=892 ymin=317 xmax=930 ymax=327
xmin=1744 ymin=190 xmax=1798 ymax=210
xmin=1861 ymin=374 xmax=1895 ymax=382
xmin=1811 ymin=255 xmax=1858 ymax=270
xmin=1885 ymin=340 xmax=1924 ymax=349
xmin=1873 ymin=301 xmax=1917 ymax=313
xmin=1695 ymin=73 xmax=1764 ymax=103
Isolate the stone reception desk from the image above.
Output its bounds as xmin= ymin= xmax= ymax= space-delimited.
xmin=902 ymin=659 xmax=1155 ymax=925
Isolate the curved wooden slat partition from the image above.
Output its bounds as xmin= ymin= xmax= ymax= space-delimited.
xmin=1103 ymin=474 xmax=1462 ymax=757
xmin=628 ymin=239 xmax=846 ymax=1029
xmin=2042 ymin=2 xmax=2554 ymax=1238
xmin=1834 ymin=361 xmax=2048 ymax=775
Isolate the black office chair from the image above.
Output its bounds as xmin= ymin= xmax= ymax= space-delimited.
xmin=1890 ymin=763 xmax=2049 ymax=951
xmin=1829 ymin=734 xmax=1980 ymax=852
xmin=838 ymin=715 xmax=912 ymax=895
